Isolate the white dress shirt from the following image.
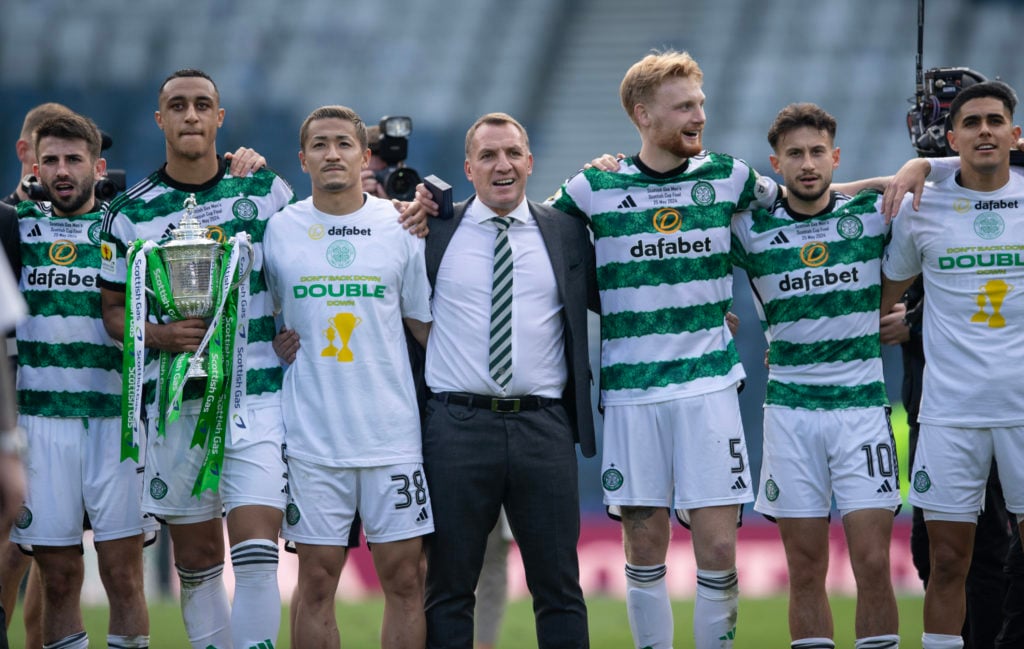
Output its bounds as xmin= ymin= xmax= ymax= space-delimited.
xmin=426 ymin=198 xmax=566 ymax=398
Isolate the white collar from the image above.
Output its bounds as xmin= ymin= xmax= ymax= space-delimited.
xmin=467 ymin=196 xmax=531 ymax=226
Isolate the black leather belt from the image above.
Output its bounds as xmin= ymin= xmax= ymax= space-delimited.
xmin=431 ymin=391 xmax=559 ymax=413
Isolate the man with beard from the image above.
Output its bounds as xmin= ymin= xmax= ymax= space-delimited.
xmin=731 ymin=103 xmax=900 ymax=649
xmin=549 ymin=50 xmax=776 ymax=649
xmin=0 ymin=104 xmax=73 ymax=649
xmin=8 ymin=112 xmax=158 ymax=649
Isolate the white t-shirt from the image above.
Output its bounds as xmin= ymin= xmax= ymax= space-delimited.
xmin=263 ymin=195 xmax=431 ymax=467
xmin=884 ymin=171 xmax=1024 ymax=426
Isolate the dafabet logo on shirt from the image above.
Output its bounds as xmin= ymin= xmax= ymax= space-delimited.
xmin=799 ymin=241 xmax=829 ymax=267
xmin=48 ymin=239 xmax=77 ymax=266
xmin=652 ymin=208 xmax=683 ymax=234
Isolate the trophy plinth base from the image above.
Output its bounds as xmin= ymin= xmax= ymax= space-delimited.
xmin=186 ymin=353 xmax=209 ymax=381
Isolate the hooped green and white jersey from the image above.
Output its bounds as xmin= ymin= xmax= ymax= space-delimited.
xmin=99 ymin=159 xmax=295 ymax=410
xmin=731 ymin=191 xmax=889 ymax=411
xmin=16 ymin=201 xmax=121 ymax=417
xmin=551 ymin=151 xmax=775 ymax=405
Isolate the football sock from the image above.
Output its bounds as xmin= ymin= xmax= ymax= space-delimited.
xmin=42 ymin=632 xmax=89 ymax=649
xmin=177 ymin=563 xmax=231 ymax=649
xmin=694 ymin=568 xmax=739 ymax=649
xmin=230 ymin=540 xmax=281 ymax=649
xmin=855 ymin=634 xmax=900 ymax=648
xmin=791 ymin=639 xmax=835 ymax=649
xmin=107 ymin=634 xmax=150 ymax=648
xmin=921 ymin=633 xmax=962 ymax=649
xmin=625 ymin=563 xmax=673 ymax=649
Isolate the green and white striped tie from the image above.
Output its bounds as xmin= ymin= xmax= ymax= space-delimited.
xmin=489 ymin=216 xmax=514 ymax=389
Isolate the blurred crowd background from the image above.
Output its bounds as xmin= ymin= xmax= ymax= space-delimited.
xmin=2 ymin=0 xmax=1023 ymax=513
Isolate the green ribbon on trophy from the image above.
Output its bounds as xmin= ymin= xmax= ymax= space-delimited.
xmin=121 ymin=193 xmax=253 ymax=497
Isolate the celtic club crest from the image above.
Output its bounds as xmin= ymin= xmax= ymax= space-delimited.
xmin=286 ymin=503 xmax=301 ymax=526
xmin=602 ymin=468 xmax=624 ymax=491
xmin=150 ymin=477 xmax=169 ymax=500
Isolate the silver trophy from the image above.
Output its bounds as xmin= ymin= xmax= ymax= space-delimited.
xmin=157 ymin=193 xmax=253 ymax=378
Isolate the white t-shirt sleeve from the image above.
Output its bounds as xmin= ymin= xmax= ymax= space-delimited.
xmin=926 ymin=156 xmax=960 ymax=183
xmin=400 ymin=237 xmax=432 ymax=322
xmin=882 ymin=195 xmax=922 ymax=281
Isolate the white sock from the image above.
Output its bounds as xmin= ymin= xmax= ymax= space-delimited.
xmin=107 ymin=635 xmax=150 ymax=648
xmin=177 ymin=563 xmax=232 ymax=649
xmin=43 ymin=632 xmax=89 ymax=649
xmin=625 ymin=563 xmax=673 ymax=649
xmin=694 ymin=568 xmax=738 ymax=649
xmin=229 ymin=540 xmax=281 ymax=649
xmin=792 ymin=639 xmax=835 ymax=649
xmin=855 ymin=634 xmax=899 ymax=649
xmin=921 ymin=633 xmax=963 ymax=649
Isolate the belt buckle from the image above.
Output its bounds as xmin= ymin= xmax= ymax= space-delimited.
xmin=491 ymin=397 xmax=521 ymax=413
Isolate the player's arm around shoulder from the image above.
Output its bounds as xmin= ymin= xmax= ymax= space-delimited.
xmin=247 ymin=165 xmax=298 ymax=212
xmin=547 ymin=166 xmax=596 ymax=223
xmin=879 ymin=195 xmax=921 ymax=315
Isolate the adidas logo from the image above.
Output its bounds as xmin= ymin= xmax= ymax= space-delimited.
xmin=770 ymin=231 xmax=790 ymax=245
xmin=877 ymin=481 xmax=894 ymax=493
xmin=162 ymin=223 xmax=177 ymax=240
xmin=416 ymin=507 xmax=430 ymax=523
xmin=26 ymin=224 xmax=42 ymax=237
xmin=617 ymin=195 xmax=638 ymax=209
xmin=731 ymin=476 xmax=747 ymax=490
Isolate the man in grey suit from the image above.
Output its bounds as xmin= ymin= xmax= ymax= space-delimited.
xmin=422 ymin=112 xmax=598 ymax=649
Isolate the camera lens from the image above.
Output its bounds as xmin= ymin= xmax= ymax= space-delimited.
xmin=386 ymin=168 xmax=421 ymax=202
xmin=94 ymin=178 xmax=119 ymax=202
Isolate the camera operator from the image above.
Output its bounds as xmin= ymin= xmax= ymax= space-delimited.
xmin=361 ymin=116 xmax=422 ymax=201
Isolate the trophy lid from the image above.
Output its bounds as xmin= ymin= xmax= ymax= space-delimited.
xmin=165 ymin=193 xmax=217 ymax=248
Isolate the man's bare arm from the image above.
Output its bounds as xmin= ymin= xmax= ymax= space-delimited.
xmin=880 ymin=274 xmax=916 ymax=318
xmin=403 ymin=318 xmax=431 ymax=349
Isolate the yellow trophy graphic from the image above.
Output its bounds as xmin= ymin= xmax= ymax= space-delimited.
xmin=971 ymin=279 xmax=1013 ymax=328
xmin=321 ymin=312 xmax=362 ymax=362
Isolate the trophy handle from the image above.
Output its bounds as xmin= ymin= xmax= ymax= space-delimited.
xmin=230 ymin=233 xmax=255 ymax=290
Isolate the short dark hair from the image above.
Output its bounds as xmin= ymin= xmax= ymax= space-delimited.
xmin=767 ymin=103 xmax=837 ymax=150
xmin=948 ymin=80 xmax=1017 ymax=126
xmin=33 ymin=112 xmax=103 ymax=160
xmin=299 ymin=105 xmax=368 ymax=151
xmin=158 ymin=69 xmax=219 ymax=101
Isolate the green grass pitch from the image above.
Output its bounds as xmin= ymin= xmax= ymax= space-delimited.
xmin=6 ymin=595 xmax=925 ymax=648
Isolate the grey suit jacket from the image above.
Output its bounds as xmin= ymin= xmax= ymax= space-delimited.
xmin=424 ymin=196 xmax=598 ymax=457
